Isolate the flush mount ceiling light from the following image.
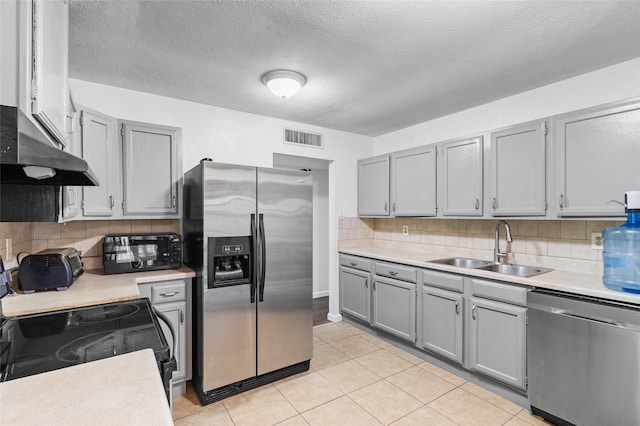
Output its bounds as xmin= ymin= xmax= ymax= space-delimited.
xmin=262 ymin=70 xmax=306 ymax=98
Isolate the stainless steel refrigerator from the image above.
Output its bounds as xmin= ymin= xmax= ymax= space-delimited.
xmin=183 ymin=160 xmax=313 ymax=404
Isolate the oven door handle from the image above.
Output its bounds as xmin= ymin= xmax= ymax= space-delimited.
xmin=153 ymin=307 xmax=176 ymax=366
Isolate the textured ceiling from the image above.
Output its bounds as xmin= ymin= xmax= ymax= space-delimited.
xmin=68 ymin=1 xmax=640 ymax=136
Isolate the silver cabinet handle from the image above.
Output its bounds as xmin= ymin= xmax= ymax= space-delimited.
xmin=389 ymin=270 xmax=398 ymax=276
xmin=455 ymin=301 xmax=460 ymax=315
xmin=109 ymin=193 xmax=114 ymax=209
xmin=472 ymin=305 xmax=476 ymax=320
xmin=365 ymin=278 xmax=368 ymax=288
xmin=492 ymin=197 xmax=497 ymax=210
xmin=373 ymin=281 xmax=376 ymax=291
xmin=172 ymin=195 xmax=176 ymax=209
xmin=384 ymin=202 xmax=388 ymax=212
xmin=393 ymin=202 xmax=396 ymax=213
xmin=559 ymin=194 xmax=564 ymax=209
xmin=475 ymin=198 xmax=480 ymax=210
xmin=160 ymin=291 xmax=178 ymax=297
xmin=180 ymin=309 xmax=184 ymax=324
xmin=350 ymin=262 xmax=358 ymax=267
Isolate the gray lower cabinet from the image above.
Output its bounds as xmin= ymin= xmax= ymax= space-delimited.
xmin=138 ymin=278 xmax=192 ymax=395
xmin=339 ymin=266 xmax=371 ymax=323
xmin=372 ymin=276 xmax=416 ymax=341
xmin=468 ymin=278 xmax=528 ymax=390
xmin=421 ymin=285 xmax=463 ymax=364
xmin=373 ymin=261 xmax=417 ymax=342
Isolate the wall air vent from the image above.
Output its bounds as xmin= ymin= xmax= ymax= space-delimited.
xmin=283 ymin=128 xmax=323 ymax=149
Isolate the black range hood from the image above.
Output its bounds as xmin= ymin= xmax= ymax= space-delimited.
xmin=1 ymin=105 xmax=99 ymax=186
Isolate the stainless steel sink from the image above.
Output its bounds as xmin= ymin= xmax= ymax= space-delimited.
xmin=474 ymin=263 xmax=553 ymax=277
xmin=427 ymin=257 xmax=493 ymax=269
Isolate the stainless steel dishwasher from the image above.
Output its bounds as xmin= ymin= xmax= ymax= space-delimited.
xmin=528 ymin=290 xmax=640 ymax=426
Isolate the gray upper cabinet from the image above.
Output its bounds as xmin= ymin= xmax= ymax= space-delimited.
xmin=391 ymin=145 xmax=437 ymax=216
xmin=121 ymin=120 xmax=182 ymax=217
xmin=31 ymin=0 xmax=69 ymax=147
xmin=80 ymin=109 xmax=118 ymax=217
xmin=490 ymin=120 xmax=547 ymax=216
xmin=358 ymin=155 xmax=390 ymax=216
xmin=555 ymin=99 xmax=640 ymax=217
xmin=441 ymin=136 xmax=483 ymax=216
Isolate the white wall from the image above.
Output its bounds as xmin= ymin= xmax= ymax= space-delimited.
xmin=374 ymin=58 xmax=640 ymax=153
xmin=69 ymin=79 xmax=373 ymax=319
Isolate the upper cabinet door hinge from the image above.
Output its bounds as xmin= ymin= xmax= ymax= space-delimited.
xmin=120 ymin=124 xmax=125 ymax=137
xmin=79 ymin=113 xmax=84 ymax=127
xmin=542 ymin=121 xmax=548 ymax=135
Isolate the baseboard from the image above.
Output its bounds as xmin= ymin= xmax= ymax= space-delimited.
xmin=313 ymin=290 xmax=329 ymax=298
xmin=327 ymin=312 xmax=342 ymax=322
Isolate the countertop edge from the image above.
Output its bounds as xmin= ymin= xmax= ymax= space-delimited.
xmin=339 ymin=247 xmax=640 ymax=305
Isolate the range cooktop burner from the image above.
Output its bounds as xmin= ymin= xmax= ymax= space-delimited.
xmin=0 ymin=298 xmax=171 ymax=382
xmin=67 ymin=303 xmax=140 ymax=324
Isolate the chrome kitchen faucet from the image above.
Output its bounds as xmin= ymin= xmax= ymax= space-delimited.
xmin=494 ymin=220 xmax=513 ymax=264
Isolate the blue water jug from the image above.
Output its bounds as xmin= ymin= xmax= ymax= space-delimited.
xmin=603 ymin=191 xmax=640 ymax=294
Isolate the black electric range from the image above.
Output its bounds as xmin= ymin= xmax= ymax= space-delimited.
xmin=0 ymin=298 xmax=175 ymax=403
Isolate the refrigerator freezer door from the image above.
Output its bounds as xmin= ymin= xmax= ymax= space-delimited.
xmin=201 ymin=163 xmax=257 ymax=391
xmin=257 ymin=168 xmax=313 ymax=375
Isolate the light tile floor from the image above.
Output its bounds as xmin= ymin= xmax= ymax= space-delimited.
xmin=172 ymin=322 xmax=553 ymax=425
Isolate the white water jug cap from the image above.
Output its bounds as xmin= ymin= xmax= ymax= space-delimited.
xmin=625 ymin=191 xmax=640 ymax=210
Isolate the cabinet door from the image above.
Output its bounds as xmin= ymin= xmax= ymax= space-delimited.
xmin=469 ymin=297 xmax=526 ymax=390
xmin=81 ymin=109 xmax=118 ymax=217
xmin=490 ymin=121 xmax=546 ymax=216
xmin=358 ymin=155 xmax=390 ymax=216
xmin=121 ymin=121 xmax=181 ymax=216
xmin=421 ymin=285 xmax=463 ymax=364
xmin=555 ymin=100 xmax=640 ymax=217
xmin=441 ymin=137 xmax=483 ymax=216
xmin=392 ymin=145 xmax=437 ymax=216
xmin=339 ymin=266 xmax=371 ymax=323
xmin=31 ymin=0 xmax=69 ymax=147
xmin=372 ymin=276 xmax=416 ymax=342
xmin=155 ymin=301 xmax=187 ymax=383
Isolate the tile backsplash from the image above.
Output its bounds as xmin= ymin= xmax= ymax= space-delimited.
xmin=338 ymin=217 xmax=624 ymax=275
xmin=0 ymin=220 xmax=180 ymax=270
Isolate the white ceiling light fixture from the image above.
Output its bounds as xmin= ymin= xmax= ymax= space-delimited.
xmin=262 ymin=70 xmax=306 ymax=98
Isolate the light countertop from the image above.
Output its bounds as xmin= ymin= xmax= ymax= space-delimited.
xmin=1 ymin=265 xmax=195 ymax=317
xmin=340 ymin=246 xmax=640 ymax=305
xmin=0 ymin=349 xmax=173 ymax=426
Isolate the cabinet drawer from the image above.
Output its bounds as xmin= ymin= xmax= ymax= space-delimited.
xmin=422 ymin=269 xmax=464 ymax=293
xmin=340 ymin=254 xmax=371 ymax=272
xmin=375 ymin=261 xmax=417 ymax=283
xmin=470 ymin=278 xmax=528 ymax=306
xmin=150 ymin=281 xmax=186 ymax=303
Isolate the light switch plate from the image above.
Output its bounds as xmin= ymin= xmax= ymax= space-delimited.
xmin=591 ymin=232 xmax=603 ymax=250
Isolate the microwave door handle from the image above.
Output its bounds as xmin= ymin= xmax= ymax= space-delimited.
xmin=258 ymin=213 xmax=266 ymax=303
xmin=250 ymin=214 xmax=257 ymax=304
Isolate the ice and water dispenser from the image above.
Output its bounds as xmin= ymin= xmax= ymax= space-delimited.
xmin=207 ymin=236 xmax=252 ymax=288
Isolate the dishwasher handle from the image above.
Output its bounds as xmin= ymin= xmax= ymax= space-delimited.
xmin=549 ymin=308 xmax=626 ymax=329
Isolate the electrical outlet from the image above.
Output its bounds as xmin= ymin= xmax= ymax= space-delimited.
xmin=402 ymin=225 xmax=409 ymax=236
xmin=5 ymin=238 xmax=12 ymax=259
xmin=591 ymin=232 xmax=603 ymax=250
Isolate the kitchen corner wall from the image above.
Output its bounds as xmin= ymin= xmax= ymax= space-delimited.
xmin=338 ymin=217 xmax=624 ymax=275
xmin=0 ymin=220 xmax=180 ymax=270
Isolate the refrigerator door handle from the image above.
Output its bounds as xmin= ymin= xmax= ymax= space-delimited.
xmin=258 ymin=213 xmax=266 ymax=302
xmin=250 ymin=213 xmax=257 ymax=304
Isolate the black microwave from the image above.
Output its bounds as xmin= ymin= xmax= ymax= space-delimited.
xmin=103 ymin=233 xmax=182 ymax=274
